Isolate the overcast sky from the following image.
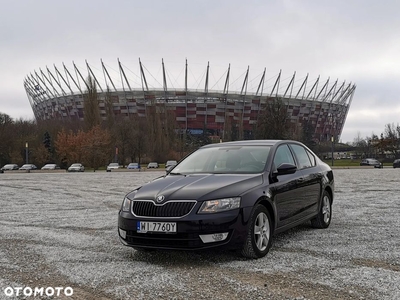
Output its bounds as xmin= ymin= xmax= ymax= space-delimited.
xmin=1 ymin=0 xmax=399 ymax=143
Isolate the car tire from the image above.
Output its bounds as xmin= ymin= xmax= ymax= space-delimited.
xmin=311 ymin=190 xmax=332 ymax=229
xmin=241 ymin=204 xmax=272 ymax=259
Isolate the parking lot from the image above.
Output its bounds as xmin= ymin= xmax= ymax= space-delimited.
xmin=0 ymin=168 xmax=399 ymax=300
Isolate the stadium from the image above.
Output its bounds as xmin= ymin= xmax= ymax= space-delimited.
xmin=23 ymin=59 xmax=355 ymax=142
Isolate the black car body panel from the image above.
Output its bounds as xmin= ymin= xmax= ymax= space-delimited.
xmin=128 ymin=174 xmax=263 ymax=202
xmin=118 ymin=140 xmax=334 ymax=257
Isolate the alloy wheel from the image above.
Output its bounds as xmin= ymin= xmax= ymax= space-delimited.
xmin=254 ymin=212 xmax=270 ymax=251
xmin=322 ymin=195 xmax=331 ymax=224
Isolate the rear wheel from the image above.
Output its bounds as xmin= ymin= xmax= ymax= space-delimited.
xmin=241 ymin=204 xmax=273 ymax=259
xmin=311 ymin=190 xmax=332 ymax=228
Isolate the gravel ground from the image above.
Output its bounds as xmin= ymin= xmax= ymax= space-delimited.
xmin=0 ymin=168 xmax=399 ymax=300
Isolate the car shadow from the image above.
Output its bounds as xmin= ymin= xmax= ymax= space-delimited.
xmin=127 ymin=247 xmax=244 ymax=266
xmin=125 ymin=222 xmax=315 ymax=265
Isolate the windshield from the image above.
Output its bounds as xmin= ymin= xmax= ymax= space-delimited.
xmin=171 ymin=145 xmax=270 ymax=174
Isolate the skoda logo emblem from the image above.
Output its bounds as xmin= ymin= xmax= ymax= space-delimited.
xmin=156 ymin=195 xmax=165 ymax=203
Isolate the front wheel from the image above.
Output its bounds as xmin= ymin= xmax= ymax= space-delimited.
xmin=311 ymin=190 xmax=332 ymax=228
xmin=241 ymin=204 xmax=273 ymax=259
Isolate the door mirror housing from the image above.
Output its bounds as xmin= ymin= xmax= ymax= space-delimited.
xmin=274 ymin=163 xmax=297 ymax=176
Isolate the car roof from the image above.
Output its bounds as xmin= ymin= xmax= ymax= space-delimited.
xmin=201 ymin=140 xmax=287 ymax=149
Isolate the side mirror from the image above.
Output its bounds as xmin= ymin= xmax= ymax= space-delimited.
xmin=273 ymin=163 xmax=297 ymax=176
xmin=165 ymin=165 xmax=173 ymax=174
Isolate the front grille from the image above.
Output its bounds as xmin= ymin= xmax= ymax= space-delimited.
xmin=132 ymin=200 xmax=196 ymax=218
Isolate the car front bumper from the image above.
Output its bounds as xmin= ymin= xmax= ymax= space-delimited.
xmin=118 ymin=208 xmax=251 ymax=251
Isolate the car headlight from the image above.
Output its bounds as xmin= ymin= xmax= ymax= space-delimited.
xmin=121 ymin=190 xmax=138 ymax=212
xmin=198 ymin=197 xmax=241 ymax=214
xmin=121 ymin=197 xmax=132 ymax=212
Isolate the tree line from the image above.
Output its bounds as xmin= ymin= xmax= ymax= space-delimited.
xmin=350 ymin=123 xmax=400 ymax=160
xmin=2 ymin=87 xmax=398 ymax=169
xmin=0 ymin=97 xmax=320 ymax=169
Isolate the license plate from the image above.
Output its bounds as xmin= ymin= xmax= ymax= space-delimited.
xmin=137 ymin=221 xmax=177 ymax=233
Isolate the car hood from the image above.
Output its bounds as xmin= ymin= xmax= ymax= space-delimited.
xmin=128 ymin=173 xmax=263 ymax=201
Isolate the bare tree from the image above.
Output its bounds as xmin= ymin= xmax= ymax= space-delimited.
xmin=83 ymin=76 xmax=101 ymax=130
xmin=0 ymin=113 xmax=13 ymax=165
xmin=255 ymin=98 xmax=292 ymax=139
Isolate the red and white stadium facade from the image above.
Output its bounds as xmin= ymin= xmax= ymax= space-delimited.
xmin=24 ymin=59 xmax=355 ymax=142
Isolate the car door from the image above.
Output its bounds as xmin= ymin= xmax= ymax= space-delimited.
xmin=289 ymin=143 xmax=321 ymax=218
xmin=269 ymin=144 xmax=305 ymax=228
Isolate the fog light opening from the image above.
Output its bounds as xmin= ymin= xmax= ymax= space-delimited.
xmin=199 ymin=232 xmax=228 ymax=244
xmin=119 ymin=228 xmax=126 ymax=239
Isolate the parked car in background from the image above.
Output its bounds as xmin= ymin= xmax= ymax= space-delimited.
xmin=107 ymin=163 xmax=121 ymax=172
xmin=127 ymin=163 xmax=140 ymax=169
xmin=41 ymin=164 xmax=60 ymax=170
xmin=147 ymin=162 xmax=159 ymax=169
xmin=393 ymin=159 xmax=400 ymax=168
xmin=118 ymin=140 xmax=334 ymax=259
xmin=19 ymin=164 xmax=37 ymax=170
xmin=360 ymin=158 xmax=383 ymax=168
xmin=68 ymin=163 xmax=85 ymax=172
xmin=165 ymin=160 xmax=177 ymax=168
xmin=1 ymin=164 xmax=19 ymax=171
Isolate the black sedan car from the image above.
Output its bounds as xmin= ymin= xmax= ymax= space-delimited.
xmin=118 ymin=140 xmax=334 ymax=259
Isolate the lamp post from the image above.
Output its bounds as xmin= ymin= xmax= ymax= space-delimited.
xmin=25 ymin=141 xmax=29 ymax=164
xmin=331 ymin=136 xmax=334 ymax=167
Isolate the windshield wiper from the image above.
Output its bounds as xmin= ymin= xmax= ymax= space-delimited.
xmin=169 ymin=172 xmax=184 ymax=175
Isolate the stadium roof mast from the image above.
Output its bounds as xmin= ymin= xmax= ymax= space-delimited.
xmin=54 ymin=64 xmax=80 ymax=119
xmin=23 ymin=78 xmax=41 ymax=119
xmin=270 ymin=70 xmax=281 ymax=97
xmin=38 ymin=68 xmax=65 ymax=120
xmin=86 ymin=60 xmax=103 ymax=93
xmin=255 ymin=68 xmax=266 ymax=127
xmin=63 ymin=63 xmax=83 ymax=94
xmin=101 ymin=59 xmax=117 ymax=92
xmin=185 ymin=59 xmax=188 ymax=131
xmin=341 ymin=84 xmax=356 ymax=140
xmin=118 ymin=58 xmax=133 ymax=117
xmin=139 ymin=58 xmax=149 ymax=92
xmin=32 ymin=71 xmax=52 ymax=100
xmin=241 ymin=66 xmax=249 ymax=125
xmin=44 ymin=66 xmax=71 ymax=119
xmin=223 ymin=64 xmax=230 ymax=95
xmin=102 ymin=59 xmax=129 ymax=116
xmin=204 ymin=62 xmax=210 ymax=129
xmin=73 ymin=62 xmax=90 ymax=91
xmin=162 ymin=58 xmax=167 ymax=97
xmin=222 ymin=64 xmax=231 ymax=140
xmin=283 ymin=72 xmax=296 ymax=99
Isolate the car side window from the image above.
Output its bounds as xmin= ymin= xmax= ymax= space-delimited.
xmin=290 ymin=144 xmax=312 ymax=169
xmin=273 ymin=145 xmax=295 ymax=168
xmin=306 ymin=149 xmax=316 ymax=167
